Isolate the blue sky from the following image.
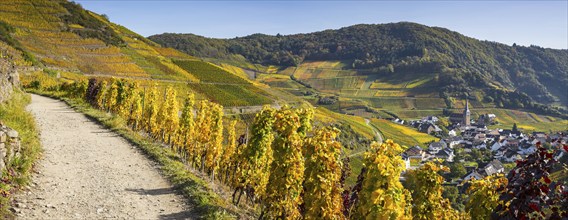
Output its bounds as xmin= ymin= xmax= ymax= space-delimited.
xmin=75 ymin=1 xmax=568 ymax=49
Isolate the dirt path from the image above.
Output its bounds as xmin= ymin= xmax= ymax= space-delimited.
xmin=13 ymin=94 xmax=192 ymax=219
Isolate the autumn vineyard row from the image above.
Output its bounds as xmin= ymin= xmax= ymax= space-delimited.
xmin=33 ymin=78 xmax=567 ymax=219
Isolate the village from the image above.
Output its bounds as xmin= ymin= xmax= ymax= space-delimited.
xmin=399 ymin=100 xmax=568 ymax=183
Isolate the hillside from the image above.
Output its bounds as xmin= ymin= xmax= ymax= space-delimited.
xmin=149 ymin=22 xmax=568 ymax=117
xmin=0 ymin=0 xmax=273 ymax=108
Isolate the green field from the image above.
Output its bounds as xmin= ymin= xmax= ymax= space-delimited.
xmin=370 ymin=118 xmax=439 ymax=148
xmin=473 ymin=108 xmax=568 ymax=132
xmin=187 ymin=83 xmax=272 ymax=107
xmin=173 ymin=60 xmax=250 ymax=84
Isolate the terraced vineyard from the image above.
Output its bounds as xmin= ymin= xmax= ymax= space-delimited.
xmin=173 ymin=60 xmax=249 ymax=84
xmin=370 ymin=118 xmax=439 ymax=148
xmin=473 ymin=108 xmax=568 ymax=132
xmin=0 ymin=0 xmax=274 ymax=107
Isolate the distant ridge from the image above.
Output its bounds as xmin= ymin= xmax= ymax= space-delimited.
xmin=150 ymin=22 xmax=568 ymax=116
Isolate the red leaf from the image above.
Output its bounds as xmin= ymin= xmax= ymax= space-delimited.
xmin=529 ymin=203 xmax=540 ymax=212
xmin=563 ymin=145 xmax=568 ymax=152
xmin=540 ymin=185 xmax=550 ymax=193
xmin=544 ymin=176 xmax=552 ymax=184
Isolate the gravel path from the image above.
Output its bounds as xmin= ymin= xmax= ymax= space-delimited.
xmin=13 ymin=94 xmax=192 ymax=219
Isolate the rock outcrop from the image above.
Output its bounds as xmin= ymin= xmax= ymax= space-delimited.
xmin=0 ymin=122 xmax=21 ymax=172
xmin=0 ymin=58 xmax=19 ymax=103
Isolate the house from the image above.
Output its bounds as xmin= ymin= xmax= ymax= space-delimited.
xmin=503 ymin=150 xmax=522 ymax=162
xmin=428 ymin=141 xmax=447 ymax=154
xmin=435 ymin=148 xmax=455 ymax=162
xmin=481 ymin=160 xmax=504 ymax=176
xmin=505 ymin=139 xmax=520 ymax=148
xmin=449 ymin=113 xmax=464 ymax=125
xmin=474 ymin=143 xmax=487 ymax=150
xmin=462 ymin=170 xmax=484 ymax=181
xmin=448 ymin=129 xmax=457 ymax=137
xmin=491 ymin=140 xmax=507 ymax=152
xmin=474 ymin=133 xmax=487 ymax=142
xmin=531 ymin=138 xmax=547 ymax=146
xmin=421 ymin=116 xmax=439 ymax=123
xmin=419 ymin=123 xmax=437 ymax=135
xmin=445 ymin=136 xmax=463 ymax=148
xmin=501 ymin=129 xmax=522 ymax=138
xmin=518 ymin=144 xmax=537 ymax=155
xmin=478 ymin=113 xmax=497 ymax=125
xmin=392 ymin=118 xmax=405 ymax=125
xmin=403 ymin=146 xmax=426 ymax=161
xmin=402 ymin=155 xmax=411 ymax=170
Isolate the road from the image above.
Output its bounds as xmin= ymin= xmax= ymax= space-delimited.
xmin=13 ymin=94 xmax=192 ymax=219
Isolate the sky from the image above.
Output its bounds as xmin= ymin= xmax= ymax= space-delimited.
xmin=75 ymin=1 xmax=568 ymax=49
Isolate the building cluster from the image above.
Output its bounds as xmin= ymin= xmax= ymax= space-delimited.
xmin=401 ymin=99 xmax=568 ymax=181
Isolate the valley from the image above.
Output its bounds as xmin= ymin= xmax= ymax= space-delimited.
xmin=0 ymin=0 xmax=566 ymax=219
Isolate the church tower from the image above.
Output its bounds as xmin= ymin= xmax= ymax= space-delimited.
xmin=463 ymin=99 xmax=471 ymax=126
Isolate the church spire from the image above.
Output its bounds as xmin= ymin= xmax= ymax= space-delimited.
xmin=463 ymin=99 xmax=471 ymax=126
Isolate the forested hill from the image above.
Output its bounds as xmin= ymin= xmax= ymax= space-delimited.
xmin=149 ymin=22 xmax=568 ymax=115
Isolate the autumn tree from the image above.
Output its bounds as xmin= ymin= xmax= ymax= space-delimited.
xmin=303 ymin=127 xmax=344 ymax=219
xmin=177 ymin=93 xmax=195 ymax=158
xmin=128 ymin=83 xmax=143 ymax=130
xmin=492 ymin=144 xmax=568 ymax=219
xmin=157 ymin=86 xmax=179 ymax=144
xmin=263 ymin=106 xmax=305 ymax=219
xmin=220 ymin=120 xmax=237 ymax=184
xmin=105 ymin=79 xmax=118 ymax=112
xmin=234 ymin=106 xmax=275 ymax=204
xmin=353 ymin=140 xmax=412 ymax=220
xmin=194 ymin=100 xmax=212 ymax=169
xmin=95 ymin=80 xmax=108 ymax=110
xmin=465 ymin=175 xmax=508 ymax=220
xmin=205 ymin=102 xmax=223 ymax=179
xmin=404 ymin=161 xmax=460 ymax=220
xmin=142 ymin=85 xmax=160 ymax=137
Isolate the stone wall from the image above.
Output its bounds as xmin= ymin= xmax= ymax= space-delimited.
xmin=0 ymin=123 xmax=21 ymax=172
xmin=0 ymin=58 xmax=19 ymax=103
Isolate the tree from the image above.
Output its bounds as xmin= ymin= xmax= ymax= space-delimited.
xmin=194 ymin=100 xmax=212 ymax=169
xmin=303 ymin=127 xmax=344 ymax=219
xmin=143 ymin=85 xmax=160 ymax=137
xmin=512 ymin=123 xmax=518 ymax=132
xmin=234 ymin=106 xmax=275 ymax=204
xmin=465 ymin=175 xmax=508 ymax=220
xmin=220 ymin=120 xmax=237 ymax=183
xmin=448 ymin=163 xmax=467 ymax=179
xmin=95 ymin=80 xmax=108 ymax=109
xmin=205 ymin=102 xmax=223 ymax=179
xmin=353 ymin=140 xmax=412 ymax=220
xmin=492 ymin=144 xmax=568 ymax=219
xmin=105 ymin=79 xmax=118 ymax=112
xmin=157 ymin=86 xmax=179 ymax=144
xmin=177 ymin=93 xmax=195 ymax=158
xmin=114 ymin=79 xmax=128 ymax=115
xmin=263 ymin=106 xmax=305 ymax=219
xmin=404 ymin=161 xmax=460 ymax=219
xmin=128 ymin=83 xmax=143 ymax=130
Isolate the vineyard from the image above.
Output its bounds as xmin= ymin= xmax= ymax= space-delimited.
xmin=187 ymin=83 xmax=272 ymax=107
xmin=371 ymin=118 xmax=439 ymax=147
xmin=173 ymin=60 xmax=250 ymax=84
xmin=17 ymin=60 xmax=568 ymax=220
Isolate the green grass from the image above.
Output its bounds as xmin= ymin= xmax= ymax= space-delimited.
xmin=174 ymin=60 xmax=249 ymax=84
xmin=0 ymin=90 xmax=41 ymax=217
xmin=472 ymin=108 xmax=568 ymax=132
xmin=187 ymin=83 xmax=272 ymax=107
xmin=370 ymin=119 xmax=438 ymax=148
